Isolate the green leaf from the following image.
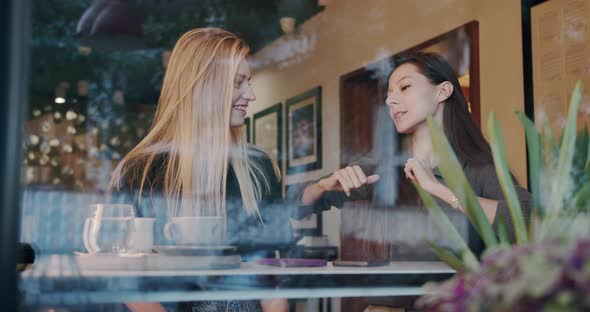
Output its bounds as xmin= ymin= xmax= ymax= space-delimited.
xmin=426 ymin=117 xmax=498 ymax=247
xmin=516 ymin=111 xmax=542 ymax=213
xmin=528 ymin=206 xmax=537 ymax=242
xmin=558 ymin=124 xmax=565 ymax=149
xmin=572 ymin=126 xmax=589 ymax=187
xmin=414 ymin=182 xmax=480 ymax=271
xmin=425 ymin=241 xmax=465 ymax=271
xmin=488 ymin=113 xmax=528 ymax=243
xmin=496 ymin=217 xmax=510 ymax=246
xmin=541 ymin=121 xmax=558 ymax=171
xmin=515 ymin=111 xmax=541 ymax=241
xmin=539 ymin=122 xmax=558 ymax=218
xmin=553 ymin=81 xmax=583 ymax=205
xmin=573 ymin=181 xmax=590 ymax=213
xmin=564 ymin=126 xmax=590 ymax=211
xmin=541 ymin=81 xmax=584 ymax=238
xmin=586 ymin=125 xmax=590 ymax=170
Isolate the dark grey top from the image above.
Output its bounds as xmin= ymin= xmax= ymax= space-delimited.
xmin=291 ymin=153 xmax=532 ymax=257
xmin=114 ymin=146 xmax=294 ymax=256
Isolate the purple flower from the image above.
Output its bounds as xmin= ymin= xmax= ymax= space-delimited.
xmin=417 ymin=239 xmax=590 ymax=311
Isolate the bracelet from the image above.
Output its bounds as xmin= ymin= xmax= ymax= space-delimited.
xmin=450 ymin=193 xmax=463 ymax=211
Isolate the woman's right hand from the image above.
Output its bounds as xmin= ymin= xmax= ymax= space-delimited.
xmin=318 ymin=166 xmax=380 ymax=197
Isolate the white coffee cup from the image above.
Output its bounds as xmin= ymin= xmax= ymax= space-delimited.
xmin=127 ymin=218 xmax=155 ymax=253
xmin=164 ymin=216 xmax=225 ymax=245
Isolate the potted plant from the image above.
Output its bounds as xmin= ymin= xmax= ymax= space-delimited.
xmin=415 ymin=81 xmax=590 ymax=311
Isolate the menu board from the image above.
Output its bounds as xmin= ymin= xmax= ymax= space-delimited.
xmin=532 ymin=0 xmax=590 ymax=133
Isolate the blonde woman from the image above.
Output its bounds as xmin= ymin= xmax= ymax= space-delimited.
xmin=111 ymin=28 xmax=289 ymax=312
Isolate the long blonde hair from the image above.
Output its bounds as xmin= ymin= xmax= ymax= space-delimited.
xmin=110 ymin=28 xmax=278 ymax=220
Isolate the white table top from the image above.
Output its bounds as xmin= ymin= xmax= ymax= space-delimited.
xmin=20 ymin=254 xmax=455 ymax=305
xmin=21 ymin=254 xmax=454 ymax=278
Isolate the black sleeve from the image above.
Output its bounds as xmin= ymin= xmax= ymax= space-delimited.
xmin=292 ymin=154 xmax=378 ymax=219
xmin=249 ymin=154 xmax=295 ymax=249
xmin=108 ymin=157 xmax=167 ymax=218
xmin=108 ymin=180 xmax=142 ymax=216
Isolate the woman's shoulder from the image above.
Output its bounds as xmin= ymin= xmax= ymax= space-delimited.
xmin=246 ymin=144 xmax=273 ymax=164
xmin=463 ymin=161 xmax=526 ymax=190
xmin=245 ymin=144 xmax=281 ymax=180
xmin=462 ymin=161 xmax=498 ymax=182
xmin=464 ymin=161 xmax=496 ymax=171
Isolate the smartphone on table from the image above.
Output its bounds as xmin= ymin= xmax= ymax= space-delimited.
xmin=332 ymin=259 xmax=390 ymax=267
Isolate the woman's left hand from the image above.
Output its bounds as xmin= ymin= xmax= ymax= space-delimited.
xmin=404 ymin=158 xmax=441 ymax=194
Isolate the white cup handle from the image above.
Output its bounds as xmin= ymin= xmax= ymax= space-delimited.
xmin=163 ymin=223 xmax=176 ymax=242
xmin=82 ymin=218 xmax=98 ymax=253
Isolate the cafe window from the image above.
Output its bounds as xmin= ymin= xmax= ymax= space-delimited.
xmin=6 ymin=0 xmax=589 ymax=311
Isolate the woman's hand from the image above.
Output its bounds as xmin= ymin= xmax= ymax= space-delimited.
xmin=318 ymin=166 xmax=380 ymax=197
xmin=261 ymin=299 xmax=289 ymax=312
xmin=404 ymin=158 xmax=441 ymax=194
xmin=125 ymin=303 xmax=167 ymax=312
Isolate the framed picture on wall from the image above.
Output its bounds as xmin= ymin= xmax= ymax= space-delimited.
xmin=286 ymin=86 xmax=322 ymax=175
xmin=253 ymin=103 xmax=282 ymax=166
xmin=243 ymin=116 xmax=251 ymax=143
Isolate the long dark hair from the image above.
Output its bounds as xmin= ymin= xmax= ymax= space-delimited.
xmin=392 ymin=51 xmax=493 ymax=165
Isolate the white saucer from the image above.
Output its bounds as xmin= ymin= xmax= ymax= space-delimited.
xmin=153 ymin=245 xmax=238 ymax=256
